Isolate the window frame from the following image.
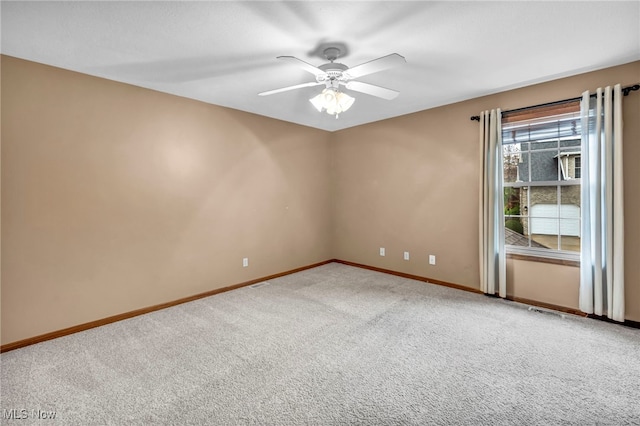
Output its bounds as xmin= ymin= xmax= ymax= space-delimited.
xmin=574 ymin=155 xmax=581 ymax=179
xmin=501 ymin=108 xmax=582 ymax=263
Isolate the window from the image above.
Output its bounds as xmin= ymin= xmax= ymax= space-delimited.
xmin=501 ymin=101 xmax=581 ymax=259
xmin=557 ymin=152 xmax=581 ymax=180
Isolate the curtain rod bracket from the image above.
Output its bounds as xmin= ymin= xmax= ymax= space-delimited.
xmin=622 ymin=84 xmax=639 ymax=96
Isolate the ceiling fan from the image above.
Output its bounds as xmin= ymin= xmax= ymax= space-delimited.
xmin=258 ymin=47 xmax=406 ymax=117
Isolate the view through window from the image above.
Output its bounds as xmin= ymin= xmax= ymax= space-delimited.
xmin=502 ymin=102 xmax=581 ymax=257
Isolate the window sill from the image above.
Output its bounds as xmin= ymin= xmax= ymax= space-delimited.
xmin=506 ymin=251 xmax=580 ymax=267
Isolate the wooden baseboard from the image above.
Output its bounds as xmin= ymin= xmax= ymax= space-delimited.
xmin=504 ymin=295 xmax=587 ymax=317
xmin=332 ymin=259 xmax=484 ymax=294
xmin=4 ymin=258 xmax=635 ymax=353
xmin=587 ymin=314 xmax=640 ymax=329
xmin=623 ymin=319 xmax=640 ymax=329
xmin=0 ymin=259 xmax=334 ymax=353
xmin=333 ymin=259 xmax=590 ymax=319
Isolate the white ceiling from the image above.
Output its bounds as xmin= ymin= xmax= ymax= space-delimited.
xmin=2 ymin=1 xmax=639 ymax=132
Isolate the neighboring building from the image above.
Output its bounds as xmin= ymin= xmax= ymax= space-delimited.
xmin=516 ymin=138 xmax=581 ymax=239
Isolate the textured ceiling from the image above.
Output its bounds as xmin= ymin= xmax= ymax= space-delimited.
xmin=1 ymin=1 xmax=639 ymax=132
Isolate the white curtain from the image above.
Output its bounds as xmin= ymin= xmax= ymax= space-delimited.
xmin=479 ymin=109 xmax=506 ymax=297
xmin=579 ymin=85 xmax=625 ymax=322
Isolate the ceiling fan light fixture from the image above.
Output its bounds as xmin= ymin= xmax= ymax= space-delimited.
xmin=309 ymin=88 xmax=355 ymax=116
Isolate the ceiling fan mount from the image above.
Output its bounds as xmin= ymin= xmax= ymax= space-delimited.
xmin=323 ymin=47 xmax=342 ymax=62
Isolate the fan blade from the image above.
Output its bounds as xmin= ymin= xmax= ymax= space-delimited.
xmin=345 ymin=81 xmax=399 ymax=100
xmin=277 ymin=56 xmax=327 ymax=77
xmin=344 ymin=53 xmax=406 ymax=79
xmin=258 ymin=81 xmax=323 ymax=96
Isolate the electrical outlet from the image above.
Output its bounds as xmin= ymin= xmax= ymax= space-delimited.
xmin=429 ymin=255 xmax=436 ymax=265
xmin=404 ymin=251 xmax=410 ymax=261
xmin=380 ymin=247 xmax=385 ymax=256
xmin=243 ymin=258 xmax=249 ymax=267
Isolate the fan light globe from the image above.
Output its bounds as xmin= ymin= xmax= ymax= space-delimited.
xmin=309 ymin=89 xmax=355 ymax=117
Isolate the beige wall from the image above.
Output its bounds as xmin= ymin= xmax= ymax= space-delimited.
xmin=506 ymin=258 xmax=580 ymax=308
xmin=2 ymin=57 xmax=639 ymax=346
xmin=1 ymin=56 xmax=332 ymax=344
xmin=332 ymin=61 xmax=640 ymax=321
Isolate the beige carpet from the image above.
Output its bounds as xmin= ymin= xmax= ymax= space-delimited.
xmin=2 ymin=263 xmax=639 ymax=425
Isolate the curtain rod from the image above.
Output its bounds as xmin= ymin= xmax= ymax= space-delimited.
xmin=469 ymin=83 xmax=639 ymax=121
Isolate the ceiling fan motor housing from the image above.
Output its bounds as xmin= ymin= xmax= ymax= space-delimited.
xmin=317 ymin=62 xmax=349 ymax=88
